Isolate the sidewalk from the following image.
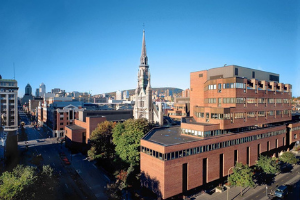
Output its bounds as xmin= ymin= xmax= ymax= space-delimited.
xmin=195 ymin=153 xmax=300 ymax=200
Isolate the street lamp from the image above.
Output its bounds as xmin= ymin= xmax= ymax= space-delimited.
xmin=227 ymin=166 xmax=234 ymax=200
xmin=266 ymin=186 xmax=268 ymax=197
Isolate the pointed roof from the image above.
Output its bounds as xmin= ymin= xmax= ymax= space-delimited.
xmin=140 ymin=30 xmax=148 ymax=65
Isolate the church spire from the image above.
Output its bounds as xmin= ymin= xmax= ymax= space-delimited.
xmin=140 ymin=30 xmax=148 ymax=65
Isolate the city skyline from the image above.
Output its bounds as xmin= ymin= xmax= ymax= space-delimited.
xmin=0 ymin=0 xmax=299 ymax=97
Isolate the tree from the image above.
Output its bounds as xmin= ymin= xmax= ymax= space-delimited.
xmin=0 ymin=164 xmax=56 ymax=200
xmin=228 ymin=162 xmax=255 ymax=196
xmin=88 ymin=121 xmax=116 ymax=160
xmin=280 ymin=151 xmax=299 ymax=165
xmin=0 ymin=165 xmax=36 ymax=200
xmin=256 ymin=155 xmax=280 ymax=174
xmin=112 ymin=118 xmax=151 ymax=166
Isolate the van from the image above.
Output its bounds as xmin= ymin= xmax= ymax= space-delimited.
xmin=274 ymin=185 xmax=288 ymax=198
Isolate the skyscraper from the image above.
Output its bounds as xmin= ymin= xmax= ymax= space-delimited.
xmin=39 ymin=83 xmax=46 ymax=97
xmin=0 ymin=76 xmax=18 ymax=131
xmin=133 ymin=31 xmax=163 ymax=125
xmin=25 ymin=83 xmax=32 ymax=95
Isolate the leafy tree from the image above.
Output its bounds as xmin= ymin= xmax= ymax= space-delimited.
xmin=112 ymin=118 xmax=151 ymax=166
xmin=256 ymin=155 xmax=280 ymax=174
xmin=280 ymin=151 xmax=299 ymax=165
xmin=88 ymin=121 xmax=116 ymax=160
xmin=0 ymin=165 xmax=36 ymax=200
xmin=228 ymin=162 xmax=255 ymax=196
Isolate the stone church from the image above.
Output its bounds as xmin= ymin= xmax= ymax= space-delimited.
xmin=133 ymin=31 xmax=163 ymax=126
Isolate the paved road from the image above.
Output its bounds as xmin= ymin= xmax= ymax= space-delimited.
xmin=18 ymin=109 xmax=109 ymax=199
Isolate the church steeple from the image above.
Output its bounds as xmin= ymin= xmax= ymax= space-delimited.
xmin=140 ymin=30 xmax=148 ymax=66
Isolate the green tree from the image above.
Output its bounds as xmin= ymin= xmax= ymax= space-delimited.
xmin=112 ymin=118 xmax=151 ymax=166
xmin=280 ymin=151 xmax=299 ymax=165
xmin=256 ymin=155 xmax=280 ymax=174
xmin=88 ymin=121 xmax=116 ymax=160
xmin=228 ymin=162 xmax=255 ymax=196
xmin=0 ymin=165 xmax=36 ymax=200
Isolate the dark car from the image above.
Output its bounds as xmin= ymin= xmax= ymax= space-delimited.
xmin=274 ymin=185 xmax=288 ymax=198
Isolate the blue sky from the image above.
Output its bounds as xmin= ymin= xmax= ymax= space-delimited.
xmin=0 ymin=0 xmax=299 ymax=97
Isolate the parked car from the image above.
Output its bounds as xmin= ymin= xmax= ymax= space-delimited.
xmin=274 ymin=185 xmax=288 ymax=198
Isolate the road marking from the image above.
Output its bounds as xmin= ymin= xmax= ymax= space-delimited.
xmin=93 ymin=164 xmax=97 ymax=169
xmin=65 ymin=183 xmax=68 ymax=188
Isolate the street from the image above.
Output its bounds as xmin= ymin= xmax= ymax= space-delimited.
xmin=17 ymin=110 xmax=109 ymax=200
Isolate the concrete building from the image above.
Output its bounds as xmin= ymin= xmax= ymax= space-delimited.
xmin=0 ymin=76 xmax=18 ymax=132
xmin=140 ymin=65 xmax=296 ymax=199
xmin=0 ymin=76 xmax=18 ymax=165
xmin=133 ymin=31 xmax=163 ymax=126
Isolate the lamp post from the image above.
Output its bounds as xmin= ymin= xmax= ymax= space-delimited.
xmin=266 ymin=186 xmax=268 ymax=197
xmin=227 ymin=166 xmax=234 ymax=200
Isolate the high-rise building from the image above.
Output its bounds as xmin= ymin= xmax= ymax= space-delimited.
xmin=140 ymin=65 xmax=297 ymax=199
xmin=35 ymin=88 xmax=39 ymax=97
xmin=25 ymin=83 xmax=32 ymax=95
xmin=0 ymin=76 xmax=18 ymax=132
xmin=39 ymin=83 xmax=46 ymax=97
xmin=22 ymin=84 xmax=33 ymax=105
xmin=116 ymin=90 xmax=122 ymax=100
xmin=133 ymin=31 xmax=163 ymax=125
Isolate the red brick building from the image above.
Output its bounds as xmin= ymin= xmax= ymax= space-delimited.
xmin=168 ymin=97 xmax=190 ymax=121
xmin=140 ymin=65 xmax=298 ymax=199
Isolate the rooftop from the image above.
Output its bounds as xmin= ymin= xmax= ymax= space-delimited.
xmin=143 ymin=126 xmax=201 ymax=146
xmin=66 ymin=124 xmax=85 ymax=130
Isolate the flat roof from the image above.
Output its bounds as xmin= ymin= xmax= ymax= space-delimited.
xmin=143 ymin=126 xmax=201 ymax=146
xmin=66 ymin=124 xmax=85 ymax=130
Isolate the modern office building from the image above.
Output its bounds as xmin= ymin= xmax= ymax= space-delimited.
xmin=140 ymin=65 xmax=297 ymax=199
xmin=133 ymin=31 xmax=163 ymax=126
xmin=22 ymin=83 xmax=33 ymax=105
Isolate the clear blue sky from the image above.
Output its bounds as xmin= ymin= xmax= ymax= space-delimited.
xmin=0 ymin=0 xmax=299 ymax=97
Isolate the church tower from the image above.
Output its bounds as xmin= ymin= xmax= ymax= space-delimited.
xmin=133 ymin=31 xmax=163 ymax=126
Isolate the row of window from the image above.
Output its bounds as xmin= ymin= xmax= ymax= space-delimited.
xmin=141 ymin=129 xmax=286 ymax=161
xmin=0 ymin=82 xmax=17 ymax=86
xmin=206 ymin=82 xmax=288 ymax=92
xmin=292 ymin=126 xmax=300 ymax=131
xmin=205 ymin=98 xmax=291 ymax=104
xmin=196 ymin=110 xmax=291 ymax=120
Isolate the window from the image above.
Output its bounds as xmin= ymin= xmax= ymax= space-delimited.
xmin=236 ymin=98 xmax=244 ymax=103
xmin=258 ymin=111 xmax=265 ymax=117
xmin=236 ymin=83 xmax=244 ymax=88
xmin=60 ymin=122 xmax=63 ymax=125
xmin=247 ymin=112 xmax=255 ymax=118
xmin=252 ymin=71 xmax=255 ymax=78
xmin=199 ymin=73 xmax=203 ymax=77
xmin=268 ymin=111 xmax=274 ymax=116
xmin=247 ymin=98 xmax=256 ymax=103
xmin=269 ymin=75 xmax=279 ymax=82
xmin=234 ymin=112 xmax=244 ymax=119
xmin=235 ymin=68 xmax=238 ymax=75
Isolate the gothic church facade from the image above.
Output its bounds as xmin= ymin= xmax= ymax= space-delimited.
xmin=133 ymin=31 xmax=163 ymax=126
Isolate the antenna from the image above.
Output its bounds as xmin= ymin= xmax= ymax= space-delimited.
xmin=13 ymin=63 xmax=15 ymax=80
